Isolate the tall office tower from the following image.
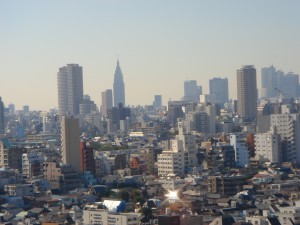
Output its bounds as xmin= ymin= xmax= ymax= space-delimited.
xmin=23 ymin=105 xmax=29 ymax=114
xmin=0 ymin=97 xmax=4 ymax=135
xmin=261 ymin=66 xmax=277 ymax=98
xmin=8 ymin=103 xmax=15 ymax=115
xmin=57 ymin=64 xmax=84 ymax=115
xmin=237 ymin=65 xmax=258 ymax=122
xmin=209 ymin=77 xmax=229 ymax=104
xmin=113 ymin=60 xmax=125 ymax=107
xmin=61 ymin=116 xmax=80 ymax=172
xmin=183 ymin=80 xmax=201 ymax=103
xmin=101 ymin=89 xmax=113 ymax=116
xmin=282 ymin=72 xmax=299 ymax=98
xmin=153 ymin=95 xmax=162 ymax=109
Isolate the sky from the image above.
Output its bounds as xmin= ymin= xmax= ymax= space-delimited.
xmin=1 ymin=0 xmax=300 ymax=111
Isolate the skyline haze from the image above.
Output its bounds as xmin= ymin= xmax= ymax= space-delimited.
xmin=1 ymin=1 xmax=300 ymax=110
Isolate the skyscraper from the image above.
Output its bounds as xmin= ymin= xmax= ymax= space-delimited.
xmin=237 ymin=65 xmax=257 ymax=122
xmin=261 ymin=66 xmax=277 ymax=98
xmin=113 ymin=60 xmax=125 ymax=107
xmin=101 ymin=89 xmax=113 ymax=116
xmin=153 ymin=95 xmax=162 ymax=109
xmin=0 ymin=97 xmax=4 ymax=135
xmin=61 ymin=116 xmax=80 ymax=172
xmin=57 ymin=64 xmax=83 ymax=115
xmin=282 ymin=72 xmax=299 ymax=98
xmin=209 ymin=77 xmax=229 ymax=104
xmin=183 ymin=80 xmax=201 ymax=103
xmin=8 ymin=103 xmax=15 ymax=115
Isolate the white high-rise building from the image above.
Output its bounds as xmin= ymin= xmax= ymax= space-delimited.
xmin=157 ymin=139 xmax=185 ymax=177
xmin=158 ymin=120 xmax=199 ymax=177
xmin=255 ymin=126 xmax=281 ymax=163
xmin=230 ymin=134 xmax=249 ymax=167
xmin=270 ymin=113 xmax=300 ymax=163
xmin=205 ymin=104 xmax=216 ymax=134
xmin=57 ymin=64 xmax=83 ymax=115
xmin=177 ymin=119 xmax=198 ymax=171
xmin=101 ymin=89 xmax=113 ymax=116
xmin=22 ymin=152 xmax=44 ymax=179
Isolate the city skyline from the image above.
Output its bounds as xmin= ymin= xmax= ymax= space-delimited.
xmin=1 ymin=1 xmax=300 ymax=110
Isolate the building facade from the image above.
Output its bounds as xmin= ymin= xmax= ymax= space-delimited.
xmin=101 ymin=89 xmax=113 ymax=117
xmin=237 ymin=65 xmax=257 ymax=122
xmin=255 ymin=126 xmax=281 ymax=163
xmin=57 ymin=64 xmax=83 ymax=115
xmin=230 ymin=134 xmax=250 ymax=167
xmin=0 ymin=97 xmax=4 ymax=135
xmin=113 ymin=60 xmax=125 ymax=107
xmin=61 ymin=116 xmax=80 ymax=172
xmin=183 ymin=80 xmax=201 ymax=103
xmin=209 ymin=77 xmax=229 ymax=105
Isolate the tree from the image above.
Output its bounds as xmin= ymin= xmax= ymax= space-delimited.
xmin=130 ymin=189 xmax=145 ymax=205
xmin=118 ymin=190 xmax=130 ymax=202
xmin=140 ymin=207 xmax=154 ymax=223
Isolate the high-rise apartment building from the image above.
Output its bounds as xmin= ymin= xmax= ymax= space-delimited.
xmin=255 ymin=126 xmax=281 ymax=163
xmin=57 ymin=64 xmax=83 ymax=115
xmin=80 ymin=141 xmax=95 ymax=174
xmin=270 ymin=114 xmax=300 ymax=163
xmin=0 ymin=138 xmax=11 ymax=168
xmin=157 ymin=139 xmax=185 ymax=177
xmin=183 ymin=80 xmax=201 ymax=103
xmin=113 ymin=60 xmax=125 ymax=107
xmin=237 ymin=65 xmax=257 ymax=122
xmin=101 ymin=89 xmax=113 ymax=116
xmin=0 ymin=97 xmax=4 ymax=135
xmin=61 ymin=116 xmax=80 ymax=172
xmin=209 ymin=77 xmax=229 ymax=104
xmin=230 ymin=134 xmax=250 ymax=167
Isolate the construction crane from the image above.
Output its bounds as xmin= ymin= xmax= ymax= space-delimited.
xmin=274 ymin=87 xmax=295 ymax=107
xmin=274 ymin=87 xmax=285 ymax=102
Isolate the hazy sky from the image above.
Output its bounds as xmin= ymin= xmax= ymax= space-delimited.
xmin=1 ymin=1 xmax=300 ymax=110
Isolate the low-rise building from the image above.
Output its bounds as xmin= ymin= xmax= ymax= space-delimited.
xmin=83 ymin=203 xmax=141 ymax=225
xmin=4 ymin=184 xmax=34 ymax=197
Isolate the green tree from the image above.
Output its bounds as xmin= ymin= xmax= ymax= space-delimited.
xmin=130 ymin=189 xmax=145 ymax=204
xmin=118 ymin=190 xmax=130 ymax=202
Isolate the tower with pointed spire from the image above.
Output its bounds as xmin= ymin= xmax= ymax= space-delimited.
xmin=113 ymin=60 xmax=125 ymax=107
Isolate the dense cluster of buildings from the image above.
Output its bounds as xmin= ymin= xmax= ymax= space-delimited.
xmin=1 ymin=63 xmax=300 ymax=224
